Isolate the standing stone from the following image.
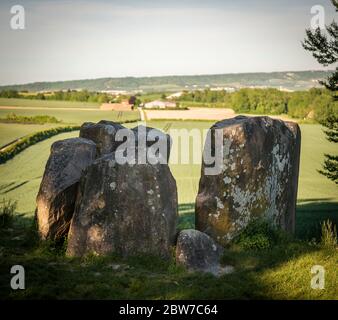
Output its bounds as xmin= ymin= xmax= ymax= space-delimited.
xmin=36 ymin=138 xmax=96 ymax=241
xmin=66 ymin=152 xmax=178 ymax=258
xmin=176 ymin=229 xmax=232 ymax=276
xmin=196 ymin=116 xmax=301 ymax=245
xmin=132 ymin=125 xmax=172 ymax=162
xmin=79 ymin=120 xmax=125 ymax=157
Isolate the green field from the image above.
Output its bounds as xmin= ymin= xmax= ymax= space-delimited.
xmin=0 ymin=121 xmax=338 ymax=299
xmin=0 ymin=118 xmax=337 ymax=300
xmin=0 ymin=123 xmax=67 ymax=147
xmin=0 ymin=98 xmax=100 ymax=109
xmin=0 ymin=109 xmax=140 ymax=126
xmin=0 ymin=121 xmax=337 ymax=229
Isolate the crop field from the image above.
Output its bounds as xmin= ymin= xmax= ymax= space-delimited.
xmin=0 ymin=109 xmax=140 ymax=126
xmin=0 ymin=98 xmax=100 ymax=109
xmin=0 ymin=123 xmax=66 ymax=147
xmin=0 ymin=113 xmax=337 ymax=300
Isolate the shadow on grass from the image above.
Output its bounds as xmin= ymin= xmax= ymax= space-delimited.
xmin=178 ymin=203 xmax=195 ymax=230
xmin=178 ymin=200 xmax=338 ymax=241
xmin=0 ymin=204 xmax=335 ymax=300
xmin=296 ymin=199 xmax=338 ymax=240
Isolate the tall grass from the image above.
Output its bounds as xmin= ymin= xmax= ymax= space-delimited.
xmin=321 ymin=219 xmax=337 ymax=249
xmin=0 ymin=199 xmax=17 ymax=228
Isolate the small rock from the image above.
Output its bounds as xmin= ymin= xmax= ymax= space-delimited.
xmin=176 ymin=229 xmax=228 ymax=276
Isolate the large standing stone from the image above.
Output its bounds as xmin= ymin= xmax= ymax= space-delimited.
xmin=79 ymin=120 xmax=125 ymax=157
xmin=66 ymin=152 xmax=178 ymax=258
xmin=36 ymin=138 xmax=96 ymax=241
xmin=196 ymin=116 xmax=301 ymax=245
xmin=131 ymin=125 xmax=172 ymax=162
xmin=176 ymin=229 xmax=232 ymax=276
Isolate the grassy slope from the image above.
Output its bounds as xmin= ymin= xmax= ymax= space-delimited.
xmin=0 ymin=219 xmax=336 ymax=300
xmin=0 ymin=123 xmax=65 ymax=146
xmin=0 ymin=121 xmax=337 ymax=300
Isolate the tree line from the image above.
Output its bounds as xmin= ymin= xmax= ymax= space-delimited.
xmin=178 ymin=88 xmax=337 ymax=122
xmin=0 ymin=89 xmax=116 ymax=104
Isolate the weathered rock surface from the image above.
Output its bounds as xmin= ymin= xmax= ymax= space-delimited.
xmin=131 ymin=125 xmax=172 ymax=163
xmin=176 ymin=229 xmax=232 ymax=276
xmin=36 ymin=138 xmax=96 ymax=241
xmin=79 ymin=120 xmax=125 ymax=157
xmin=66 ymin=152 xmax=178 ymax=258
xmin=196 ymin=116 xmax=301 ymax=245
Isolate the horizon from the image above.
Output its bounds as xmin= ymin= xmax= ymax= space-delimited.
xmin=0 ymin=69 xmax=333 ymax=87
xmin=0 ymin=0 xmax=336 ymax=86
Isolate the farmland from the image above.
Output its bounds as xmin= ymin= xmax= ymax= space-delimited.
xmin=0 ymin=103 xmax=337 ymax=300
xmin=0 ymin=118 xmax=337 ymax=234
xmin=0 ymin=98 xmax=100 ymax=109
xmin=0 ymin=123 xmax=66 ymax=147
xmin=0 ymin=108 xmax=140 ymax=127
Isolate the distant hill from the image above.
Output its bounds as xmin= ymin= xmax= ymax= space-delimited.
xmin=0 ymin=70 xmax=332 ymax=93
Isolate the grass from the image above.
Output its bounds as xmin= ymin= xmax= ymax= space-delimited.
xmin=0 ymin=98 xmax=100 ymax=109
xmin=320 ymin=220 xmax=337 ymax=249
xmin=0 ymin=123 xmax=65 ymax=147
xmin=0 ymin=118 xmax=337 ymax=299
xmin=0 ymin=113 xmax=61 ymax=125
xmin=0 ymin=109 xmax=140 ymax=126
xmin=0 ymin=198 xmax=17 ymax=228
xmin=0 ymin=214 xmax=336 ymax=300
xmin=0 ymin=121 xmax=337 ymax=218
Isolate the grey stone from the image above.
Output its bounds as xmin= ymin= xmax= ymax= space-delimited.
xmin=196 ymin=116 xmax=301 ymax=245
xmin=176 ymin=229 xmax=231 ymax=276
xmin=79 ymin=120 xmax=125 ymax=157
xmin=131 ymin=125 xmax=172 ymax=162
xmin=36 ymin=138 xmax=96 ymax=241
xmin=66 ymin=151 xmax=178 ymax=258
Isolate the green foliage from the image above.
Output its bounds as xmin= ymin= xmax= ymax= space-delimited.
xmin=0 ymin=199 xmax=17 ymax=228
xmin=233 ymin=219 xmax=289 ymax=251
xmin=230 ymin=88 xmax=288 ymax=115
xmin=179 ymin=88 xmax=231 ymax=104
xmin=0 ymin=126 xmax=80 ymax=164
xmin=178 ymin=87 xmax=336 ymax=121
xmin=0 ymin=215 xmax=337 ymax=299
xmin=287 ymin=88 xmax=336 ymax=121
xmin=303 ymin=5 xmax=338 ymax=92
xmin=303 ymin=0 xmax=338 ymax=185
xmin=320 ymin=219 xmax=337 ymax=249
xmin=0 ymin=113 xmax=61 ymax=124
xmin=318 ymin=114 xmax=338 ymax=184
xmin=0 ymin=90 xmax=20 ymax=98
xmin=21 ymin=89 xmax=113 ymax=104
xmin=319 ymin=154 xmax=338 ymax=184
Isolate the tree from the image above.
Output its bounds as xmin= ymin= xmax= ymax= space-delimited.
xmin=303 ymin=0 xmax=338 ymax=184
xmin=318 ymin=114 xmax=338 ymax=183
xmin=303 ymin=0 xmax=338 ymax=92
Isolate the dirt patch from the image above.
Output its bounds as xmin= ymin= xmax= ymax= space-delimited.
xmin=144 ymin=108 xmax=236 ymax=121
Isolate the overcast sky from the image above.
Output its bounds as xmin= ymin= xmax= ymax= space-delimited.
xmin=0 ymin=0 xmax=336 ymax=85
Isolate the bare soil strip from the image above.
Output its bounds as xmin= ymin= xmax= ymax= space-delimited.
xmin=144 ymin=107 xmax=236 ymax=121
xmin=144 ymin=107 xmax=296 ymax=122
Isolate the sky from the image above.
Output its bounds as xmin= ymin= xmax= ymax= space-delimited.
xmin=0 ymin=0 xmax=336 ymax=85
